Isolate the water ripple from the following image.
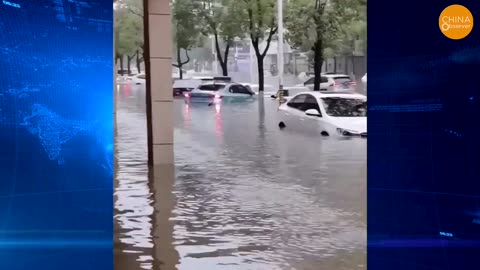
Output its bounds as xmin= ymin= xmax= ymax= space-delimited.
xmin=115 ymin=85 xmax=366 ymax=270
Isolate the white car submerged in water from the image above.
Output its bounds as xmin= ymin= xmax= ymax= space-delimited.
xmin=131 ymin=73 xmax=146 ymax=85
xmin=278 ymin=91 xmax=367 ymax=137
xmin=184 ymin=81 xmax=256 ymax=105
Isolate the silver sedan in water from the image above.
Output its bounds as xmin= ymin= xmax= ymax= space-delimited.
xmin=184 ymin=82 xmax=256 ymax=105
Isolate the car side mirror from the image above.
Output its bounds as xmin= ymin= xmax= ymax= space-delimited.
xmin=305 ymin=109 xmax=321 ymax=117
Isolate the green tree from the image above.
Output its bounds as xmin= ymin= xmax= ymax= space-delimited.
xmin=333 ymin=1 xmax=366 ymax=56
xmin=172 ymin=0 xmax=200 ymax=79
xmin=240 ymin=0 xmax=277 ymax=91
xmin=195 ymin=0 xmax=247 ymax=76
xmin=123 ymin=0 xmax=145 ymax=73
xmin=115 ymin=7 xmax=136 ymax=74
xmin=115 ymin=0 xmax=144 ymax=74
xmin=286 ymin=0 xmax=365 ymax=90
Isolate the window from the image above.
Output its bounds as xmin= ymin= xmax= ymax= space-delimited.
xmin=304 ymin=76 xmax=328 ymax=85
xmin=198 ymin=84 xmax=226 ymax=91
xmin=304 ymin=77 xmax=315 ymax=85
xmin=287 ymin=94 xmax=321 ymax=114
xmin=321 ymin=97 xmax=367 ymax=117
xmin=303 ymin=94 xmax=321 ymax=113
xmin=230 ymin=84 xmax=253 ymax=95
xmin=287 ymin=94 xmax=307 ymax=110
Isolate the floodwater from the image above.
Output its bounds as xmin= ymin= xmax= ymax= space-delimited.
xmin=114 ymin=83 xmax=367 ymax=270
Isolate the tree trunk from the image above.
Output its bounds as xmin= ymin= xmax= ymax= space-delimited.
xmin=119 ymin=55 xmax=124 ymax=76
xmin=127 ymin=54 xmax=135 ymax=75
xmin=256 ymin=56 xmax=264 ymax=91
xmin=176 ymin=47 xmax=183 ymax=79
xmin=313 ymin=39 xmax=323 ymax=91
xmin=136 ymin=49 xmax=141 ymax=73
xmin=221 ymin=44 xmax=230 ymax=76
xmin=223 ymin=43 xmax=230 ymax=76
xmin=220 ymin=61 xmax=228 ymax=76
xmin=214 ymin=33 xmax=230 ymax=76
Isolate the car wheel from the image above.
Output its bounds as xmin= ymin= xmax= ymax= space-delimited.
xmin=278 ymin=122 xmax=286 ymax=129
xmin=320 ymin=131 xmax=329 ymax=136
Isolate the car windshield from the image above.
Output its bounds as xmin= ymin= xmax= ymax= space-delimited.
xmin=321 ymin=97 xmax=367 ymax=117
xmin=198 ymin=84 xmax=226 ymax=91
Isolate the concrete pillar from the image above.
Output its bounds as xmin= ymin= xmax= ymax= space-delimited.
xmin=142 ymin=1 xmax=179 ymax=269
xmin=150 ymin=164 xmax=179 ymax=269
xmin=144 ymin=0 xmax=174 ymax=166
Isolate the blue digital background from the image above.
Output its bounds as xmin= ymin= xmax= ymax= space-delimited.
xmin=369 ymin=0 xmax=480 ymax=269
xmin=0 ymin=1 xmax=113 ymax=269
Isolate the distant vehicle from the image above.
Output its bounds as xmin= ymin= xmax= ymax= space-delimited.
xmin=131 ymin=73 xmax=146 ymax=85
xmin=300 ymin=73 xmax=356 ymax=92
xmin=117 ymin=70 xmax=130 ymax=76
xmin=172 ymin=79 xmax=202 ymax=97
xmin=116 ymin=76 xmax=133 ymax=84
xmin=192 ymin=76 xmax=232 ymax=82
xmin=241 ymin=83 xmax=275 ymax=94
xmin=184 ymin=81 xmax=255 ymax=105
xmin=361 ymin=73 xmax=367 ymax=92
xmin=277 ymin=91 xmax=367 ymax=137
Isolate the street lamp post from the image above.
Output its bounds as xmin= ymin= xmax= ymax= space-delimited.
xmin=212 ymin=35 xmax=218 ymax=75
xmin=277 ymin=0 xmax=284 ymax=90
xmin=249 ymin=39 xmax=255 ymax=84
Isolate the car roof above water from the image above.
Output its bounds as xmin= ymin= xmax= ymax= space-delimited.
xmin=198 ymin=81 xmax=229 ymax=86
xmin=299 ymin=91 xmax=366 ymax=99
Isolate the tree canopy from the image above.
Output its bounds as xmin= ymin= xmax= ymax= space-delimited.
xmin=286 ymin=0 xmax=366 ymax=57
xmin=115 ymin=0 xmax=143 ymax=55
xmin=172 ymin=0 xmax=201 ymax=78
xmin=193 ymin=0 xmax=247 ymax=75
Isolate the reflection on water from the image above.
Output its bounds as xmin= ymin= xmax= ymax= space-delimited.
xmin=114 ymin=84 xmax=366 ymax=270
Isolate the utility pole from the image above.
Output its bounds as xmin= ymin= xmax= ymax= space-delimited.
xmin=249 ymin=39 xmax=255 ymax=84
xmin=212 ymin=35 xmax=218 ymax=75
xmin=277 ymin=0 xmax=284 ymax=90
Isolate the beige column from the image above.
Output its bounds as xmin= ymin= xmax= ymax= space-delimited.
xmin=144 ymin=0 xmax=174 ymax=166
xmin=143 ymin=1 xmax=179 ymax=269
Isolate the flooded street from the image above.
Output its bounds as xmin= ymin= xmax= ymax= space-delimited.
xmin=114 ymin=84 xmax=366 ymax=270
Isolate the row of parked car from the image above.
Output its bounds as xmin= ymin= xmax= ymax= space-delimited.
xmin=118 ymin=73 xmax=367 ymax=138
xmin=173 ymin=75 xmax=367 ymax=138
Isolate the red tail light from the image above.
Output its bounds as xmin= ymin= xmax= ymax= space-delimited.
xmin=208 ymin=94 xmax=223 ymax=99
